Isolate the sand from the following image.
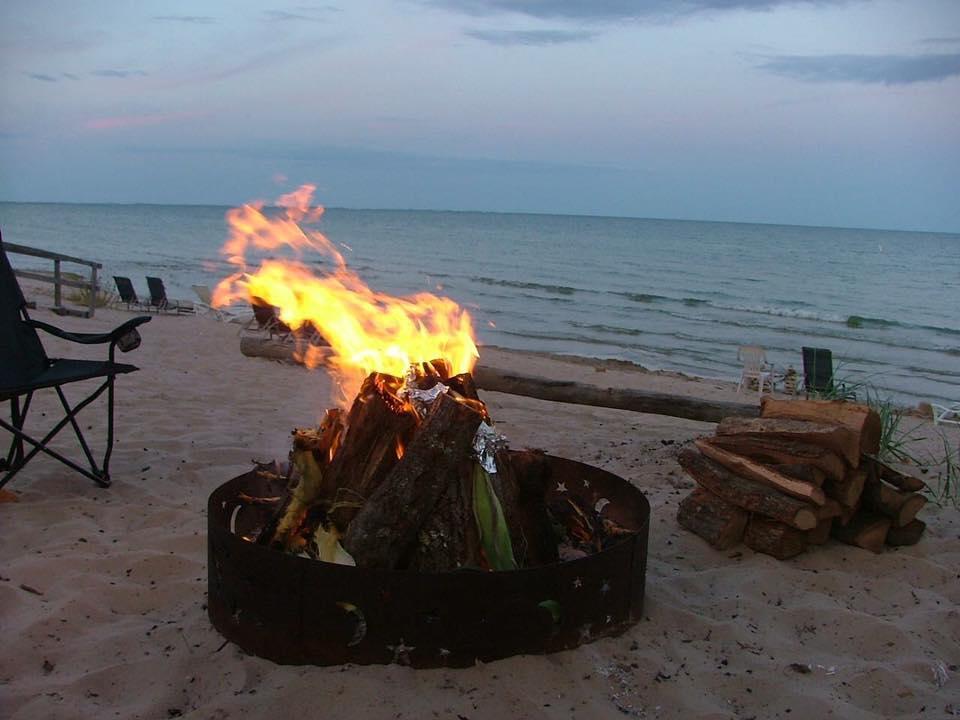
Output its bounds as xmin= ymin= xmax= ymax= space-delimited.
xmin=1 ymin=303 xmax=958 ymax=720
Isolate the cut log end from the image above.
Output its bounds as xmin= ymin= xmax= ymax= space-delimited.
xmin=677 ymin=488 xmax=748 ymax=550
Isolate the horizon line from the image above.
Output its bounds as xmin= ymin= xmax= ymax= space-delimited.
xmin=0 ymin=197 xmax=957 ymax=236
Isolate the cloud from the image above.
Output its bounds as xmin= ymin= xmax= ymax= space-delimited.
xmin=91 ymin=69 xmax=148 ymax=78
xmin=757 ymin=53 xmax=960 ymax=85
xmin=263 ymin=6 xmax=340 ymax=22
xmin=430 ymin=0 xmax=843 ymax=21
xmin=62 ymin=72 xmax=80 ymax=81
xmin=153 ymin=15 xmax=216 ymax=24
xmin=84 ymin=112 xmax=202 ymax=131
xmin=464 ymin=28 xmax=597 ymax=45
xmin=919 ymin=36 xmax=960 ymax=46
xmin=26 ymin=72 xmax=58 ymax=82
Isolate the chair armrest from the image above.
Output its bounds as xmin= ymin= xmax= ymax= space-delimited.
xmin=30 ymin=316 xmax=152 ymax=345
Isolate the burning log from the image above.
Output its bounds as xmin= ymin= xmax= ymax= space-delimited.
xmin=325 ymin=373 xmax=419 ymax=531
xmin=341 ymin=390 xmax=485 ymax=569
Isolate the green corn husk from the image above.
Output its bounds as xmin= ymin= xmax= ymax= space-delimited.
xmin=272 ymin=448 xmax=327 ymax=549
xmin=471 ymin=462 xmax=518 ymax=571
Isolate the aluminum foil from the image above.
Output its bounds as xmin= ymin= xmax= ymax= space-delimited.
xmin=473 ymin=422 xmax=508 ymax=474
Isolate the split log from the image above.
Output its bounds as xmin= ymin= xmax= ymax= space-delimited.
xmin=677 ymin=448 xmax=818 ymax=530
xmin=816 ymin=499 xmax=843 ymax=520
xmin=326 ymin=374 xmax=419 ymax=531
xmin=861 ymin=482 xmax=927 ymax=528
xmin=831 ymin=511 xmax=891 ymax=554
xmin=342 ymin=391 xmax=485 ymax=569
xmin=707 ymin=434 xmax=845 ymax=482
xmin=410 ymin=461 xmax=483 ymax=572
xmin=885 ymin=519 xmax=926 ymax=547
xmin=772 ymin=464 xmax=826 ymax=487
xmin=837 ymin=502 xmax=860 ymax=527
xmin=677 ymin=488 xmax=749 ymax=550
xmin=716 ymin=416 xmax=861 ymax=468
xmin=862 ymin=456 xmax=927 ymax=492
xmin=695 ymin=438 xmax=826 ymax=506
xmin=806 ymin=519 xmax=833 ymax=545
xmin=472 ymin=367 xmax=758 ymax=423
xmin=822 ymin=469 xmax=867 ymax=509
xmin=760 ymin=397 xmax=882 ymax=457
xmin=743 ymin=517 xmax=806 ymax=560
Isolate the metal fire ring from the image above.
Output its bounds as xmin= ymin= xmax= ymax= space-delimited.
xmin=208 ymin=453 xmax=650 ymax=668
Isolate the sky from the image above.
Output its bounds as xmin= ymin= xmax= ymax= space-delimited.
xmin=1 ymin=0 xmax=958 ymax=232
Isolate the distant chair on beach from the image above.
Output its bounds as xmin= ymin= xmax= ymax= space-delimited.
xmin=801 ymin=346 xmax=853 ymax=399
xmin=931 ymin=402 xmax=960 ymax=426
xmin=192 ymin=284 xmax=223 ymax=320
xmin=736 ymin=345 xmax=773 ymax=397
xmin=244 ymin=296 xmax=328 ymax=347
xmin=113 ymin=276 xmax=146 ymax=311
xmin=145 ymin=276 xmax=194 ymax=315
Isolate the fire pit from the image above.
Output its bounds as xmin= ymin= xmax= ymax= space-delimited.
xmin=205 ymin=185 xmax=650 ymax=667
xmin=208 ymin=452 xmax=649 ymax=667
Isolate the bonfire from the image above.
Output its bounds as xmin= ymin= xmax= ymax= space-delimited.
xmin=212 ymin=185 xmax=630 ymax=572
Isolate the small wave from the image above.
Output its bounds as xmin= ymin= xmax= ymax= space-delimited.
xmin=472 ymin=276 xmax=579 ymax=296
xmin=571 ymin=322 xmax=643 ymax=337
xmin=619 ymin=292 xmax=667 ymax=303
xmin=683 ymin=297 xmax=707 ymax=306
xmin=845 ymin=314 xmax=898 ymax=329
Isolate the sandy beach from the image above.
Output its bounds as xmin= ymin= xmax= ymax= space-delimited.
xmin=2 ymin=303 xmax=958 ymax=720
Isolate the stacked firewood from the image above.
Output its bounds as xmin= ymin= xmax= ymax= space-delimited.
xmin=676 ymin=398 xmax=928 ymax=559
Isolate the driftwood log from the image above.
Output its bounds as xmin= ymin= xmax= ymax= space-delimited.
xmin=472 ymin=367 xmax=758 ymax=423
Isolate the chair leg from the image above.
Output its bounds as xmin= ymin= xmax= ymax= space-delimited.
xmin=0 ymin=381 xmax=113 ymax=488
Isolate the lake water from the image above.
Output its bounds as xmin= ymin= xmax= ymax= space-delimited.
xmin=2 ymin=201 xmax=957 ymax=406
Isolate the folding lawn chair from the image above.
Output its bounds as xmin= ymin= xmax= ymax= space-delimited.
xmin=1 ymin=232 xmax=151 ymax=488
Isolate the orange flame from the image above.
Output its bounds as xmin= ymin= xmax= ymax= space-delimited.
xmin=213 ymin=185 xmax=479 ymax=403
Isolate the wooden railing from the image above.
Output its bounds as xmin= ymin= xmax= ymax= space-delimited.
xmin=6 ymin=242 xmax=102 ymax=318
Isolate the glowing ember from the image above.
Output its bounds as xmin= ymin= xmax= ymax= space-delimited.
xmin=212 ymin=184 xmax=479 ymax=402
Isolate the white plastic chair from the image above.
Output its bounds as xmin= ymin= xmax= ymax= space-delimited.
xmin=931 ymin=402 xmax=960 ymax=426
xmin=736 ymin=345 xmax=773 ymax=397
xmin=192 ymin=285 xmax=224 ymax=320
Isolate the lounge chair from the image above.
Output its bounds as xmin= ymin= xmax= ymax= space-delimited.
xmin=931 ymin=402 xmax=960 ymax=426
xmin=114 ymin=276 xmax=146 ymax=310
xmin=245 ymin=296 xmax=328 ymax=346
xmin=736 ymin=345 xmax=773 ymax=397
xmin=1 ymin=232 xmax=151 ymax=488
xmin=145 ymin=276 xmax=194 ymax=314
xmin=192 ymin=284 xmax=224 ymax=320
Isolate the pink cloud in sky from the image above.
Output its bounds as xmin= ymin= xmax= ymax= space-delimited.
xmin=84 ymin=112 xmax=201 ymax=131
